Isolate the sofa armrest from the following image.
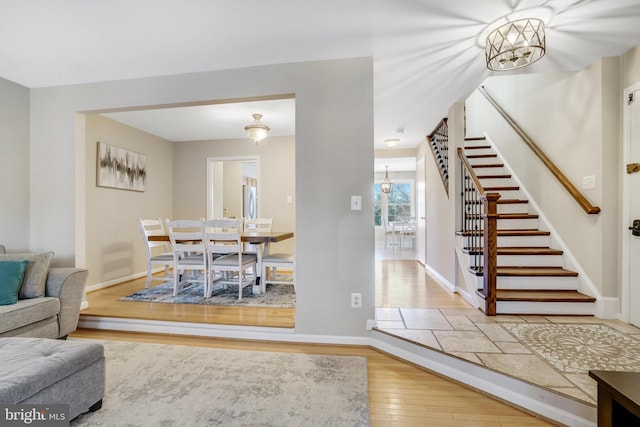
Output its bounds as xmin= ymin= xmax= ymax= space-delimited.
xmin=45 ymin=268 xmax=89 ymax=338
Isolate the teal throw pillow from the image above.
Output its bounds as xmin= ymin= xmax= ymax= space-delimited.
xmin=0 ymin=260 xmax=30 ymax=305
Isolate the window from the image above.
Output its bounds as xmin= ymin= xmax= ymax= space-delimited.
xmin=374 ymin=181 xmax=413 ymax=226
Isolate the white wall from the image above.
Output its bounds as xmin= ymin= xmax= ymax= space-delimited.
xmin=29 ymin=58 xmax=374 ymax=338
xmin=84 ymin=115 xmax=174 ymax=287
xmin=173 ymin=136 xmax=295 ymax=255
xmin=0 ymin=77 xmax=30 ymax=251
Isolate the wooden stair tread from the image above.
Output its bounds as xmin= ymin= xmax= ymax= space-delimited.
xmin=496 ymin=266 xmax=578 ymax=277
xmin=465 ymin=199 xmax=529 ymax=206
xmin=483 ymin=186 xmax=520 ymax=191
xmin=496 ymin=290 xmax=595 ymax=303
xmin=470 ymin=163 xmax=504 ymax=168
xmin=465 ymin=247 xmax=563 ymax=255
xmin=464 ymin=145 xmax=492 ymax=150
xmin=464 ymin=213 xmax=538 ymax=220
xmin=464 ymin=137 xmax=486 ymax=141
xmin=476 ymin=174 xmax=512 ymax=179
xmin=466 ymin=154 xmax=498 ymax=159
xmin=459 ymin=229 xmax=550 ymax=237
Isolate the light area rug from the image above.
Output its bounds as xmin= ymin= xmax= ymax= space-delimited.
xmin=119 ymin=281 xmax=295 ymax=308
xmin=72 ymin=339 xmax=370 ymax=427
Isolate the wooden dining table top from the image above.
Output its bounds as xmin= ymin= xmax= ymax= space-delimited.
xmin=148 ymin=231 xmax=294 ymax=244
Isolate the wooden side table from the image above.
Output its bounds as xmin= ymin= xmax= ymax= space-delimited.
xmin=589 ymin=370 xmax=640 ymax=426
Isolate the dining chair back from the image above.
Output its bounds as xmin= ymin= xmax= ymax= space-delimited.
xmin=165 ymin=219 xmax=208 ymax=297
xmin=243 ymin=217 xmax=273 ymax=254
xmin=137 ymin=218 xmax=174 ymax=288
xmin=204 ymin=219 xmax=257 ymax=300
xmin=382 ymin=215 xmax=399 ymax=248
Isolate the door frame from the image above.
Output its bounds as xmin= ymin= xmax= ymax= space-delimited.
xmin=206 ymin=156 xmax=260 ymax=221
xmin=621 ymin=82 xmax=640 ymax=323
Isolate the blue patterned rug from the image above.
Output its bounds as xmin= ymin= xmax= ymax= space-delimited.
xmin=119 ymin=281 xmax=295 ymax=308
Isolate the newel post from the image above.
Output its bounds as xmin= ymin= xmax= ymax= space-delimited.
xmin=482 ymin=192 xmax=500 ymax=316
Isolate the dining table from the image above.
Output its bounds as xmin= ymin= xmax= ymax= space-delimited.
xmin=148 ymin=231 xmax=294 ymax=294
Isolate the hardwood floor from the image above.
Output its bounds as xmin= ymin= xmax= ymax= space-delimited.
xmin=71 ymin=329 xmax=554 ymax=426
xmin=77 ymin=263 xmax=555 ymax=426
xmin=81 ymin=275 xmax=295 ymax=328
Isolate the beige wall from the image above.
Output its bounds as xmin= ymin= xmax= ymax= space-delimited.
xmin=84 ymin=115 xmax=174 ymax=286
xmin=173 ymin=136 xmax=296 ymax=254
xmin=0 ymin=77 xmax=30 ymax=251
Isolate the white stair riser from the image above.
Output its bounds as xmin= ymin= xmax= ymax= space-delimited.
xmin=497 ymin=203 xmax=529 ymax=214
xmin=498 ymin=218 xmax=539 ymax=229
xmin=496 ymin=235 xmax=550 ymax=246
xmin=471 ymin=254 xmax=564 ymax=267
xmin=477 ymin=178 xmax=514 ymax=187
xmin=474 ymin=275 xmax=580 ymax=290
xmin=491 ymin=190 xmax=523 ymax=199
xmin=496 ymin=301 xmax=594 ymax=315
xmin=495 ymin=275 xmax=580 ymax=290
xmin=474 ymin=218 xmax=539 ymax=229
xmin=466 ymin=148 xmax=495 ymax=156
xmin=463 ymin=234 xmax=551 ymax=247
xmin=470 ymin=166 xmax=507 ymax=175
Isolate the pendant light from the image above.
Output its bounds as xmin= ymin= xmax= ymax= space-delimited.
xmin=244 ymin=113 xmax=270 ymax=144
xmin=381 ymin=165 xmax=393 ymax=194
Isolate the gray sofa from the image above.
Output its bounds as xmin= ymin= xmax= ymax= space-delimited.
xmin=0 ymin=250 xmax=88 ymax=339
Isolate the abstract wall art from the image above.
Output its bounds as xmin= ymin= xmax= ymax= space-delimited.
xmin=96 ymin=141 xmax=147 ymax=192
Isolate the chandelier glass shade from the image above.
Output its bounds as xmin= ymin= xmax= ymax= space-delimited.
xmin=381 ymin=165 xmax=393 ymax=194
xmin=485 ymin=18 xmax=545 ymax=71
xmin=244 ymin=113 xmax=270 ymax=144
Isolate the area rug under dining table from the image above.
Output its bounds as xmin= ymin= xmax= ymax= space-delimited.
xmin=71 ymin=339 xmax=370 ymax=426
xmin=119 ymin=281 xmax=296 ymax=308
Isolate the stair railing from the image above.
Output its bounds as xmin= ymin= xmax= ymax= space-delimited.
xmin=478 ymin=86 xmax=600 ymax=215
xmin=427 ymin=118 xmax=449 ymax=196
xmin=458 ymin=147 xmax=499 ymax=315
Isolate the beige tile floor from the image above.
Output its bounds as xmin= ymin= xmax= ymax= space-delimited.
xmin=376 ymin=307 xmax=640 ymax=404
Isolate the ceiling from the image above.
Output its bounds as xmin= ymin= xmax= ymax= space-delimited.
xmin=2 ymin=0 xmax=640 ymax=164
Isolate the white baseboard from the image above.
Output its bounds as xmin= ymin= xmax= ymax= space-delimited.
xmin=425 ymin=264 xmax=454 ymax=291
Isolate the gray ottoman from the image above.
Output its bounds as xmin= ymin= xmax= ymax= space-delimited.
xmin=0 ymin=337 xmax=105 ymax=420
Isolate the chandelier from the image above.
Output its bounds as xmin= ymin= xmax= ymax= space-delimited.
xmin=244 ymin=113 xmax=270 ymax=144
xmin=381 ymin=165 xmax=393 ymax=194
xmin=485 ymin=18 xmax=545 ymax=71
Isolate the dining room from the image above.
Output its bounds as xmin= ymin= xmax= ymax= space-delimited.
xmin=80 ymin=98 xmax=296 ymax=326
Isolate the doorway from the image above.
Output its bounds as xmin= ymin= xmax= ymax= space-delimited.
xmin=206 ymin=157 xmax=259 ymax=220
xmin=623 ymin=84 xmax=640 ymax=327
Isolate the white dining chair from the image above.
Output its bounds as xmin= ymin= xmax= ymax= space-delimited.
xmin=166 ymin=219 xmax=208 ymax=297
xmin=261 ymin=252 xmax=295 ymax=293
xmin=137 ymin=218 xmax=175 ymax=288
xmin=204 ymin=219 xmax=257 ymax=300
xmin=382 ymin=215 xmax=399 ymax=249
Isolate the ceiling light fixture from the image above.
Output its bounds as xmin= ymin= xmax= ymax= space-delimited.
xmin=381 ymin=165 xmax=393 ymax=194
xmin=485 ymin=18 xmax=545 ymax=71
xmin=244 ymin=113 xmax=270 ymax=144
xmin=385 ymin=138 xmax=400 ymax=148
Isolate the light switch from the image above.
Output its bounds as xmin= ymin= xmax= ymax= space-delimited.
xmin=287 ymin=195 xmax=293 ymax=204
xmin=582 ymin=175 xmax=596 ymax=189
xmin=351 ymin=195 xmax=362 ymax=211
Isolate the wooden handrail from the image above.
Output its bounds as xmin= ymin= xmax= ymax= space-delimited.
xmin=427 ymin=118 xmax=450 ymax=196
xmin=478 ymin=86 xmax=601 ymax=215
xmin=457 ymin=147 xmax=485 ymax=194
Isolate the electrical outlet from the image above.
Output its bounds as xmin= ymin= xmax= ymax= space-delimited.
xmin=351 ymin=293 xmax=362 ymax=308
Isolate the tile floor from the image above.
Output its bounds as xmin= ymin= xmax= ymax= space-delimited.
xmin=376 ymin=307 xmax=640 ymax=404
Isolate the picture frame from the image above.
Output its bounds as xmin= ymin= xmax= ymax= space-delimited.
xmin=96 ymin=141 xmax=147 ymax=192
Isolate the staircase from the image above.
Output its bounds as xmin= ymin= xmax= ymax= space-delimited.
xmin=460 ymin=137 xmax=595 ymax=316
